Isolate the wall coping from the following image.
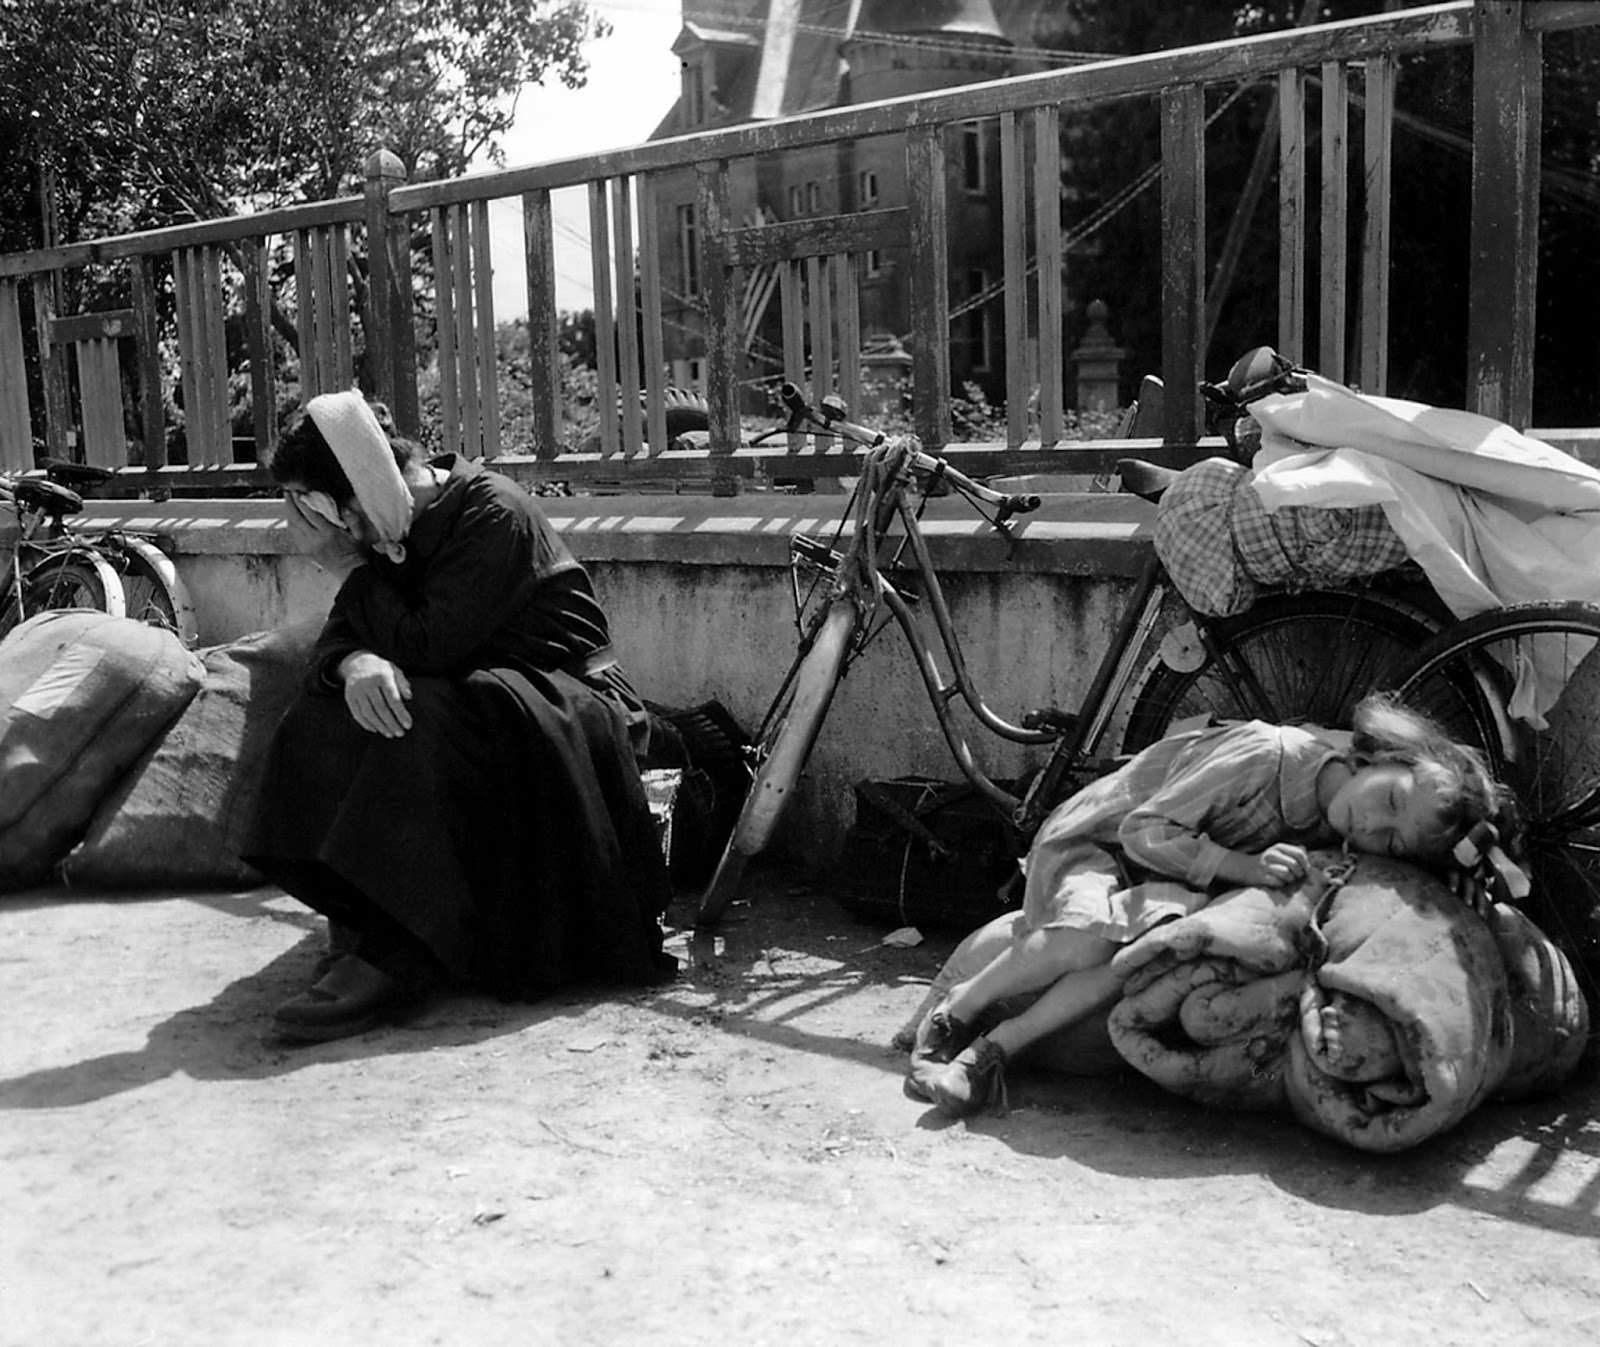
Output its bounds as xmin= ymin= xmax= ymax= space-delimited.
xmin=33 ymin=491 xmax=1159 ymax=577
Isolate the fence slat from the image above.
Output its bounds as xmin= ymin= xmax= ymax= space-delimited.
xmin=171 ymin=250 xmax=202 ymax=463
xmin=636 ymin=173 xmax=667 ymax=457
xmin=1318 ymin=61 xmax=1349 ymax=382
xmin=610 ymin=177 xmax=642 ymax=457
xmin=906 ymin=125 xmax=951 ymax=449
xmin=588 ymin=180 xmax=620 ymax=458
xmin=471 ymin=200 xmax=500 ymax=457
xmin=201 ymin=244 xmax=230 ymax=462
xmin=241 ymin=242 xmax=275 ymax=461
xmin=1278 ymin=68 xmax=1307 ymax=362
xmin=1467 ymin=0 xmax=1542 ymax=426
xmin=0 ymin=280 xmax=33 ymax=470
xmin=293 ymin=230 xmax=318 ymax=401
xmin=74 ymin=338 xmax=124 ymax=466
xmin=696 ymin=160 xmax=739 ymax=492
xmin=451 ymin=205 xmax=482 ymax=460
xmin=1160 ymin=85 xmax=1205 ymax=445
xmin=1033 ymin=105 xmax=1063 ymax=447
xmin=130 ymin=256 xmax=166 ymax=468
xmin=311 ymin=226 xmax=337 ymax=396
xmin=1360 ymin=54 xmax=1395 ymax=393
xmin=31 ymin=275 xmax=69 ymax=460
xmin=521 ymin=189 xmax=561 ymax=458
xmin=781 ymin=260 xmax=805 ymax=454
xmin=330 ymin=225 xmax=352 ymax=389
xmin=808 ymin=253 xmax=833 ymax=452
xmin=1000 ymin=111 xmax=1028 ymax=450
xmin=431 ymin=209 xmax=461 ymax=457
xmin=834 ymin=252 xmax=861 ymax=420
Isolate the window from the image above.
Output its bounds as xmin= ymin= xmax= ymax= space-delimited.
xmin=858 ymin=169 xmax=879 ymax=208
xmin=965 ymin=268 xmax=993 ymax=373
xmin=807 ymin=182 xmax=823 ymax=213
xmin=681 ymin=60 xmax=706 ymax=127
xmin=961 ymin=122 xmax=987 ymax=195
xmin=864 ymin=250 xmax=883 ymax=279
xmin=787 ymin=184 xmax=805 ymax=218
xmin=677 ymin=203 xmax=700 ymax=298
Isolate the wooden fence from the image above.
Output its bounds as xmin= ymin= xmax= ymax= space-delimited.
xmin=0 ymin=1 xmax=1592 ymax=495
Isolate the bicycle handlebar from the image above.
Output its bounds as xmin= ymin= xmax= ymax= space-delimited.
xmin=775 ymin=382 xmax=1041 ymax=519
xmin=778 ymin=382 xmax=885 ymax=448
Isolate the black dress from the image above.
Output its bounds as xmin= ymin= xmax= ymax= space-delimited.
xmin=243 ymin=454 xmax=675 ymax=997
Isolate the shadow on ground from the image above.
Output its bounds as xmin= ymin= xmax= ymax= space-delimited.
xmin=4 ymin=858 xmax=1597 ymax=1244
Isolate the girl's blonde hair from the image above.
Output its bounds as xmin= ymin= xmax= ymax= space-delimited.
xmin=1348 ymin=692 xmax=1520 ymax=862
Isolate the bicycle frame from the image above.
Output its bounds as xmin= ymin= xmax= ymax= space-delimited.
xmin=767 ymin=392 xmax=1162 ymax=835
xmin=696 ymin=379 xmax=1464 ymax=928
xmin=754 ymin=383 xmax=1396 ymax=834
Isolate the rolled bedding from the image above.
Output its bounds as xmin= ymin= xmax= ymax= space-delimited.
xmin=1282 ymin=855 xmax=1515 ymax=1153
xmin=1107 ymin=874 xmax=1322 ymax=1112
xmin=1108 ymin=852 xmax=1590 ymax=1153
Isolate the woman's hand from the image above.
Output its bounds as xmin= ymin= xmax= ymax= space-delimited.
xmin=284 ymin=492 xmax=364 ymax=576
xmin=337 ymin=650 xmax=413 ymax=738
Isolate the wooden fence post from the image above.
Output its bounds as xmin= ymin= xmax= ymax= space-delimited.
xmin=1161 ymin=85 xmax=1205 ymax=446
xmin=1467 ymin=0 xmax=1542 ymax=427
xmin=906 ymin=125 xmax=952 ymax=451
xmin=697 ymin=160 xmax=741 ymax=496
xmin=364 ymin=150 xmax=420 ymax=435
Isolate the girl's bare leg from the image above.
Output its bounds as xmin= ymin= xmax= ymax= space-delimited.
xmin=984 ymin=962 xmax=1124 ymax=1058
xmin=942 ymin=925 xmax=1117 ymax=1027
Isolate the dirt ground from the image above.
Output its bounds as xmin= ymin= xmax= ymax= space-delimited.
xmin=3 ymin=863 xmax=1599 ymax=1347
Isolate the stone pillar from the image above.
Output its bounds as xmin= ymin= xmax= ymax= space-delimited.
xmin=1072 ymin=299 xmax=1126 ymax=414
xmin=859 ymin=333 xmax=913 ymax=419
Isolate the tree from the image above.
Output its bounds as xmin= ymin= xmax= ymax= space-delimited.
xmin=0 ymin=0 xmax=611 ymax=252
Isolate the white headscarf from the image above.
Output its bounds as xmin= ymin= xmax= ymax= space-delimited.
xmin=304 ymin=390 xmax=413 ymax=563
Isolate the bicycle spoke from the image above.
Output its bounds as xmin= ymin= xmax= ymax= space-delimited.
xmin=1396 ymin=602 xmax=1600 ymax=1000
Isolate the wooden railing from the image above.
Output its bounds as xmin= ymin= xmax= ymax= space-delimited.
xmin=0 ymin=1 xmax=1593 ymax=495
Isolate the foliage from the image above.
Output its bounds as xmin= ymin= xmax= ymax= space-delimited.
xmin=413 ymin=315 xmax=604 ymax=456
xmin=0 ymin=0 xmax=609 ymax=252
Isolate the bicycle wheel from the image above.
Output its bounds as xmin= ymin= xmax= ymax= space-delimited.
xmin=1393 ymin=601 xmax=1600 ymax=998
xmin=0 ymin=551 xmax=125 ymax=640
xmin=696 ymin=598 xmax=858 ymax=926
xmin=116 ymin=537 xmax=199 ymax=642
xmin=1122 ymin=589 xmax=1443 ymax=753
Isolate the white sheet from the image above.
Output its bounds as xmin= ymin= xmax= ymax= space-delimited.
xmin=1246 ymin=374 xmax=1600 ymax=721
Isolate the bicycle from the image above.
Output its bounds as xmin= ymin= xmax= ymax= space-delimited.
xmin=0 ymin=460 xmax=197 ymax=643
xmin=1387 ymin=600 xmax=1600 ymax=996
xmin=694 ymin=376 xmax=1447 ymax=927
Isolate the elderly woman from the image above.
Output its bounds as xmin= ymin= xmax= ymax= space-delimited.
xmin=243 ymin=391 xmax=675 ymax=1042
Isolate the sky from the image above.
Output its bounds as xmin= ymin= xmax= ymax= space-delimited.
xmin=483 ymin=1 xmax=685 ymax=317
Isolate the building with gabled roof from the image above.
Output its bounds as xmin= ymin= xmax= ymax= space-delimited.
xmin=648 ymin=1 xmax=1080 ymax=407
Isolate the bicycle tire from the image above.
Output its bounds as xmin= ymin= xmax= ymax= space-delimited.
xmin=1121 ymin=589 xmax=1443 ymax=753
xmin=0 ymin=551 xmax=126 ymax=640
xmin=696 ymin=598 xmax=858 ymax=926
xmin=1392 ymin=601 xmax=1600 ymax=999
xmin=115 ymin=536 xmax=199 ymax=642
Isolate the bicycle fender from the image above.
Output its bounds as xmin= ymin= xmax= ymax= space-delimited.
xmin=39 ymin=547 xmax=127 ymax=620
xmin=120 ymin=535 xmax=199 ymax=643
xmin=733 ymin=599 xmax=857 ymax=852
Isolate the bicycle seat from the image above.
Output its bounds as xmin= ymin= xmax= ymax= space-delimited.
xmin=14 ymin=477 xmax=84 ymax=517
xmin=1116 ymin=458 xmax=1182 ymax=504
xmin=41 ymin=458 xmax=115 ymax=490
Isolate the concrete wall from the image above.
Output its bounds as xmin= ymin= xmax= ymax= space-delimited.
xmin=50 ymin=491 xmax=1160 ymax=859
